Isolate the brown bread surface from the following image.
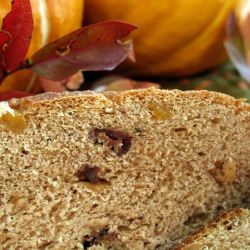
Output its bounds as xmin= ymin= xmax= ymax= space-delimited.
xmin=0 ymin=88 xmax=249 ymax=249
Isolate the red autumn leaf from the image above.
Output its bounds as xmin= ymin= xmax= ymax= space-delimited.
xmin=0 ymin=32 xmax=10 ymax=82
xmin=0 ymin=69 xmax=6 ymax=83
xmin=0 ymin=32 xmax=10 ymax=69
xmin=0 ymin=0 xmax=33 ymax=72
xmin=0 ymin=91 xmax=31 ymax=101
xmin=30 ymin=21 xmax=137 ymax=81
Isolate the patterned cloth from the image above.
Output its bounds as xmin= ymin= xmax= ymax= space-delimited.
xmin=160 ymin=63 xmax=250 ymax=102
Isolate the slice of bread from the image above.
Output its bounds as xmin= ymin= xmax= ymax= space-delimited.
xmin=176 ymin=208 xmax=250 ymax=250
xmin=0 ymin=88 xmax=249 ymax=249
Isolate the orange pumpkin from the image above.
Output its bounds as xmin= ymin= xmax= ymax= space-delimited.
xmin=85 ymin=0 xmax=237 ymax=77
xmin=0 ymin=0 xmax=84 ymax=93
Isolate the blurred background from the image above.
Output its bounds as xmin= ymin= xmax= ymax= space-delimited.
xmin=0 ymin=0 xmax=249 ymax=101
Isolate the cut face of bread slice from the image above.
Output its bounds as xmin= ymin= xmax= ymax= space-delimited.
xmin=176 ymin=208 xmax=250 ymax=250
xmin=0 ymin=89 xmax=249 ymax=249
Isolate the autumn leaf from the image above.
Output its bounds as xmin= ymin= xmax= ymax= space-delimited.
xmin=0 ymin=68 xmax=6 ymax=83
xmin=225 ymin=11 xmax=250 ymax=83
xmin=0 ymin=0 xmax=33 ymax=73
xmin=30 ymin=21 xmax=137 ymax=81
xmin=237 ymin=0 xmax=250 ymax=66
xmin=0 ymin=32 xmax=10 ymax=69
xmin=0 ymin=30 xmax=10 ymax=81
xmin=226 ymin=12 xmax=245 ymax=54
xmin=0 ymin=90 xmax=30 ymax=101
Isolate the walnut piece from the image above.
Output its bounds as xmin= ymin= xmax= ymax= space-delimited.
xmin=76 ymin=165 xmax=109 ymax=184
xmin=174 ymin=127 xmax=187 ymax=132
xmin=91 ymin=128 xmax=132 ymax=156
xmin=82 ymin=227 xmax=117 ymax=249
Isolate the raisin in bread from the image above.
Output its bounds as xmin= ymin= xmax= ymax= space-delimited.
xmin=0 ymin=88 xmax=249 ymax=250
xmin=176 ymin=208 xmax=250 ymax=250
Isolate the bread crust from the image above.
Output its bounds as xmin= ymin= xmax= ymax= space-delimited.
xmin=176 ymin=209 xmax=250 ymax=250
xmin=9 ymin=88 xmax=250 ymax=110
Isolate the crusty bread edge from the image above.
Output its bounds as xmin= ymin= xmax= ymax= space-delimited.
xmin=7 ymin=88 xmax=250 ymax=112
xmin=175 ymin=208 xmax=250 ymax=250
